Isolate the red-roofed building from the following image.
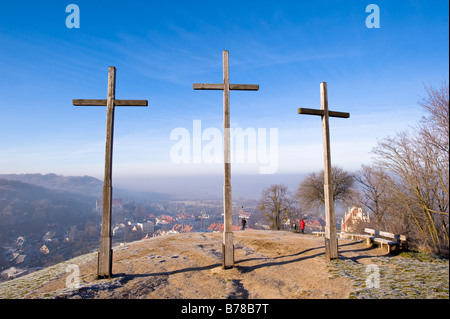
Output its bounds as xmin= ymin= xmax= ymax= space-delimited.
xmin=156 ymin=215 xmax=176 ymax=225
xmin=172 ymin=224 xmax=193 ymax=233
xmin=238 ymin=209 xmax=251 ymax=219
xmin=297 ymin=218 xmax=326 ymax=232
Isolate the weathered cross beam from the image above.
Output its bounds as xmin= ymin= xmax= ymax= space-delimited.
xmin=193 ymin=50 xmax=259 ymax=269
xmin=298 ymin=82 xmax=349 ymax=260
xmin=73 ymin=66 xmax=148 ymax=279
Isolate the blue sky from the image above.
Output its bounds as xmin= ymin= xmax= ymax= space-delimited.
xmin=0 ymin=1 xmax=448 ymax=196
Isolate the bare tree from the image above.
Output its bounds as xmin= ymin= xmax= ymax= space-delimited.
xmin=295 ymin=166 xmax=354 ymax=214
xmin=258 ymin=184 xmax=299 ymax=230
xmin=372 ymin=81 xmax=449 ymax=254
xmin=418 ymin=81 xmax=449 ymax=156
xmin=354 ymin=164 xmax=391 ymax=227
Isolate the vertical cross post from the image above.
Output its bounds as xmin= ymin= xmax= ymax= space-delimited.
xmin=99 ymin=66 xmax=116 ymax=279
xmin=193 ymin=50 xmax=259 ymax=269
xmin=73 ymin=66 xmax=148 ymax=278
xmin=222 ymin=51 xmax=233 ymax=269
xmin=298 ymin=82 xmax=350 ymax=260
xmin=320 ymin=82 xmax=338 ymax=260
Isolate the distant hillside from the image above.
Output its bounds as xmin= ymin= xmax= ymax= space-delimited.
xmin=0 ymin=173 xmax=103 ymax=198
xmin=0 ymin=177 xmax=105 ymax=270
xmin=0 ymin=178 xmax=97 ymax=240
xmin=0 ymin=173 xmax=171 ymax=202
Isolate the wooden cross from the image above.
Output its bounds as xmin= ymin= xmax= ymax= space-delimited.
xmin=193 ymin=50 xmax=259 ymax=269
xmin=73 ymin=66 xmax=148 ymax=278
xmin=298 ymin=82 xmax=349 ymax=260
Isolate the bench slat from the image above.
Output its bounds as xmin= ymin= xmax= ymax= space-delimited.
xmin=364 ymin=228 xmax=406 ymax=241
xmin=374 ymin=238 xmax=399 ymax=245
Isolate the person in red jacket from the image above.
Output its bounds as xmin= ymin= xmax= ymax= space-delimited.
xmin=300 ymin=219 xmax=305 ymax=234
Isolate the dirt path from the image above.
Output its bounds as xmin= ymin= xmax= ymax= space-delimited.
xmin=20 ymin=230 xmax=391 ymax=299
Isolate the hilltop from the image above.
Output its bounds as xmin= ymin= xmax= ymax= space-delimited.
xmin=0 ymin=230 xmax=448 ymax=299
xmin=0 ymin=173 xmax=170 ymax=201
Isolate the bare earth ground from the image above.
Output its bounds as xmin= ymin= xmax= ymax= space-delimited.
xmin=1 ymin=230 xmax=448 ymax=299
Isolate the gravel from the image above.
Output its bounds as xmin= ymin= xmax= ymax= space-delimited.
xmin=0 ymin=251 xmax=97 ymax=299
xmin=328 ymin=254 xmax=449 ymax=299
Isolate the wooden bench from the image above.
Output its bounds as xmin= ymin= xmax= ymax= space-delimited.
xmin=364 ymin=228 xmax=407 ymax=253
xmin=341 ymin=232 xmax=375 ymax=246
xmin=343 ymin=228 xmax=406 ymax=253
xmin=312 ymin=231 xmax=344 ymax=238
xmin=312 ymin=231 xmax=325 ymax=237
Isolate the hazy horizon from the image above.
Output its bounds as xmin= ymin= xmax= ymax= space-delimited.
xmin=0 ymin=171 xmax=307 ymax=201
xmin=113 ymin=173 xmax=307 ymax=200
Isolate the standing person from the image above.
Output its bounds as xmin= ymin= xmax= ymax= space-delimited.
xmin=241 ymin=218 xmax=247 ymax=230
xmin=300 ymin=219 xmax=305 ymax=234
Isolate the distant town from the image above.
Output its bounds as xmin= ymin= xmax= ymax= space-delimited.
xmin=0 ymin=173 xmax=357 ymax=282
xmin=1 ymin=194 xmax=338 ymax=281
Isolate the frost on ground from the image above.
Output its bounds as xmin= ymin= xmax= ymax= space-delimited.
xmin=328 ymin=253 xmax=449 ymax=299
xmin=0 ymin=230 xmax=448 ymax=299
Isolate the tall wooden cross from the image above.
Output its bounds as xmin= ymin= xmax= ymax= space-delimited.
xmin=73 ymin=66 xmax=148 ymax=278
xmin=193 ymin=50 xmax=259 ymax=269
xmin=298 ymin=82 xmax=349 ymax=260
